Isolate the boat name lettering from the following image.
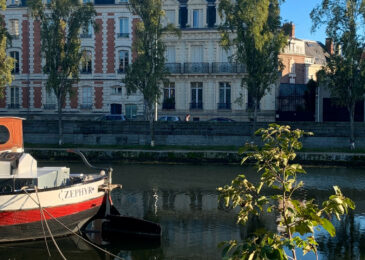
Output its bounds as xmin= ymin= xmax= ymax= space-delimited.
xmin=59 ymin=186 xmax=95 ymax=200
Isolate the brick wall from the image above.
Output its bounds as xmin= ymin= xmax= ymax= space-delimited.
xmin=94 ymin=86 xmax=103 ymax=109
xmin=33 ymin=87 xmax=42 ymax=108
xmin=107 ymin=17 xmax=115 ymax=73
xmin=279 ymin=54 xmax=306 ymax=84
xmin=22 ymin=19 xmax=29 ymax=74
xmin=94 ymin=19 xmax=103 ymax=73
xmin=22 ymin=87 xmax=29 ymax=108
xmin=33 ymin=21 xmax=42 ymax=74
xmin=131 ymin=18 xmax=140 ymax=62
xmin=70 ymin=87 xmax=78 ymax=109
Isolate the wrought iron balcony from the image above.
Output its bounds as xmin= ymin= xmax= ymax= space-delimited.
xmin=44 ymin=104 xmax=56 ymax=110
xmin=217 ymin=102 xmax=231 ymax=110
xmin=117 ymin=33 xmax=129 ymax=38
xmin=162 ymin=100 xmax=175 ymax=110
xmin=165 ymin=63 xmax=181 ymax=74
xmin=7 ymin=104 xmax=19 ymax=109
xmin=118 ymin=68 xmax=127 ymax=74
xmin=80 ymin=104 xmax=92 ymax=110
xmin=190 ymin=102 xmax=203 ymax=110
xmin=212 ymin=62 xmax=246 ymax=73
xmin=184 ymin=63 xmax=209 ymax=74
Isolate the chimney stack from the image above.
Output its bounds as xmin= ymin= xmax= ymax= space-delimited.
xmin=326 ymin=38 xmax=334 ymax=55
xmin=290 ymin=23 xmax=295 ymax=38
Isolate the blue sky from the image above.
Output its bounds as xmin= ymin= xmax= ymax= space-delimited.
xmin=281 ymin=0 xmax=326 ymax=43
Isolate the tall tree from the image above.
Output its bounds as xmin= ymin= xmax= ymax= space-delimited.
xmin=29 ymin=0 xmax=97 ymax=145
xmin=218 ymin=0 xmax=287 ymax=136
xmin=311 ymin=0 xmax=365 ymax=149
xmin=124 ymin=0 xmax=179 ymax=146
xmin=0 ymin=0 xmax=15 ymax=95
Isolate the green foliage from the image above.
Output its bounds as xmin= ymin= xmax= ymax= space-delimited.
xmin=29 ymin=0 xmax=97 ymax=144
xmin=311 ymin=0 xmax=365 ymax=146
xmin=218 ymin=124 xmax=355 ymax=260
xmin=218 ymin=0 xmax=288 ymax=126
xmin=0 ymin=0 xmax=15 ymax=94
xmin=124 ymin=0 xmax=179 ymax=120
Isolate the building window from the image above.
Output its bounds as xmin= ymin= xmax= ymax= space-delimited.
xmin=9 ymin=19 xmax=19 ymax=39
xmin=80 ymin=50 xmax=92 ymax=74
xmin=165 ymin=10 xmax=175 ymax=26
xmin=192 ymin=9 xmax=203 ymax=28
xmin=165 ymin=46 xmax=176 ymax=63
xmin=125 ymin=104 xmax=137 ymax=119
xmin=163 ymin=82 xmax=175 ymax=109
xmin=118 ymin=50 xmax=129 ymax=73
xmin=117 ymin=0 xmax=128 ymax=3
xmin=81 ymin=22 xmax=92 ymax=38
xmin=9 ymin=87 xmax=19 ymax=109
xmin=191 ymin=45 xmax=203 ymax=62
xmin=118 ymin=18 xmax=129 ymax=38
xmin=112 ymin=86 xmax=122 ymax=95
xmin=83 ymin=0 xmax=91 ymax=3
xmin=218 ymin=82 xmax=231 ymax=109
xmin=9 ymin=51 xmax=19 ymax=74
xmin=190 ymin=82 xmax=203 ymax=109
xmin=207 ymin=2 xmax=216 ymax=28
xmin=179 ymin=4 xmax=188 ymax=28
xmin=44 ymin=89 xmax=56 ymax=109
xmin=81 ymin=87 xmax=92 ymax=110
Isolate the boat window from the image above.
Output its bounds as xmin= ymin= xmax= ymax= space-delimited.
xmin=0 ymin=125 xmax=10 ymax=144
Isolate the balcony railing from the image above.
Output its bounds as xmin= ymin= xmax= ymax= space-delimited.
xmin=165 ymin=63 xmax=181 ymax=74
xmin=44 ymin=104 xmax=56 ymax=110
xmin=117 ymin=33 xmax=129 ymax=38
xmin=184 ymin=63 xmax=209 ymax=74
xmin=190 ymin=102 xmax=203 ymax=110
xmin=118 ymin=68 xmax=127 ymax=74
xmin=80 ymin=104 xmax=92 ymax=110
xmin=10 ymin=34 xmax=19 ymax=40
xmin=7 ymin=104 xmax=19 ymax=109
xmin=212 ymin=62 xmax=246 ymax=73
xmin=217 ymin=102 xmax=231 ymax=110
xmin=162 ymin=100 xmax=175 ymax=110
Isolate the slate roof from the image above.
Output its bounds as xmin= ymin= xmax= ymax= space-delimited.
xmin=304 ymin=41 xmax=329 ymax=65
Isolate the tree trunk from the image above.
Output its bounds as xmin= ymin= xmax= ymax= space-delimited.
xmin=57 ymin=94 xmax=63 ymax=146
xmin=349 ymin=104 xmax=355 ymax=150
xmin=251 ymin=99 xmax=258 ymax=139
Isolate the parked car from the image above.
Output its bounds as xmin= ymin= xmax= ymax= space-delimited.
xmin=158 ymin=116 xmax=181 ymax=122
xmin=98 ymin=114 xmax=126 ymax=121
xmin=207 ymin=117 xmax=235 ymax=122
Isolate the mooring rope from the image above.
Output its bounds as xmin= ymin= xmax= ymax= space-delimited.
xmin=22 ymin=187 xmax=124 ymax=260
xmin=23 ymin=187 xmax=66 ymax=260
xmin=34 ymin=186 xmax=51 ymax=257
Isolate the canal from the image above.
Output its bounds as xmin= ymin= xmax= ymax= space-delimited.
xmin=0 ymin=163 xmax=364 ymax=259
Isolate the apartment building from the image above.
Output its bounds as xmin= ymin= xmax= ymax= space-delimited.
xmin=1 ymin=0 xmax=142 ymax=119
xmin=160 ymin=0 xmax=276 ymax=121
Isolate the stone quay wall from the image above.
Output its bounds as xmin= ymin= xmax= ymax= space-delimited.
xmin=22 ymin=120 xmax=365 ymax=149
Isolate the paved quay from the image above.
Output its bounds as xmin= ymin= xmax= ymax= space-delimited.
xmin=26 ymin=148 xmax=365 ymax=166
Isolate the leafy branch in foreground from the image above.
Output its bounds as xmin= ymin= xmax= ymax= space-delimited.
xmin=218 ymin=124 xmax=355 ymax=260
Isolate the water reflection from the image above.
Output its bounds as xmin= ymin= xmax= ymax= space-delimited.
xmin=0 ymin=163 xmax=364 ymax=259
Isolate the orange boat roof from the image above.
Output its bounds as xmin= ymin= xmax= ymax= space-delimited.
xmin=0 ymin=117 xmax=24 ymax=151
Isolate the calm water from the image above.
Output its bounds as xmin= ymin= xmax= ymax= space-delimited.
xmin=0 ymin=163 xmax=364 ymax=260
